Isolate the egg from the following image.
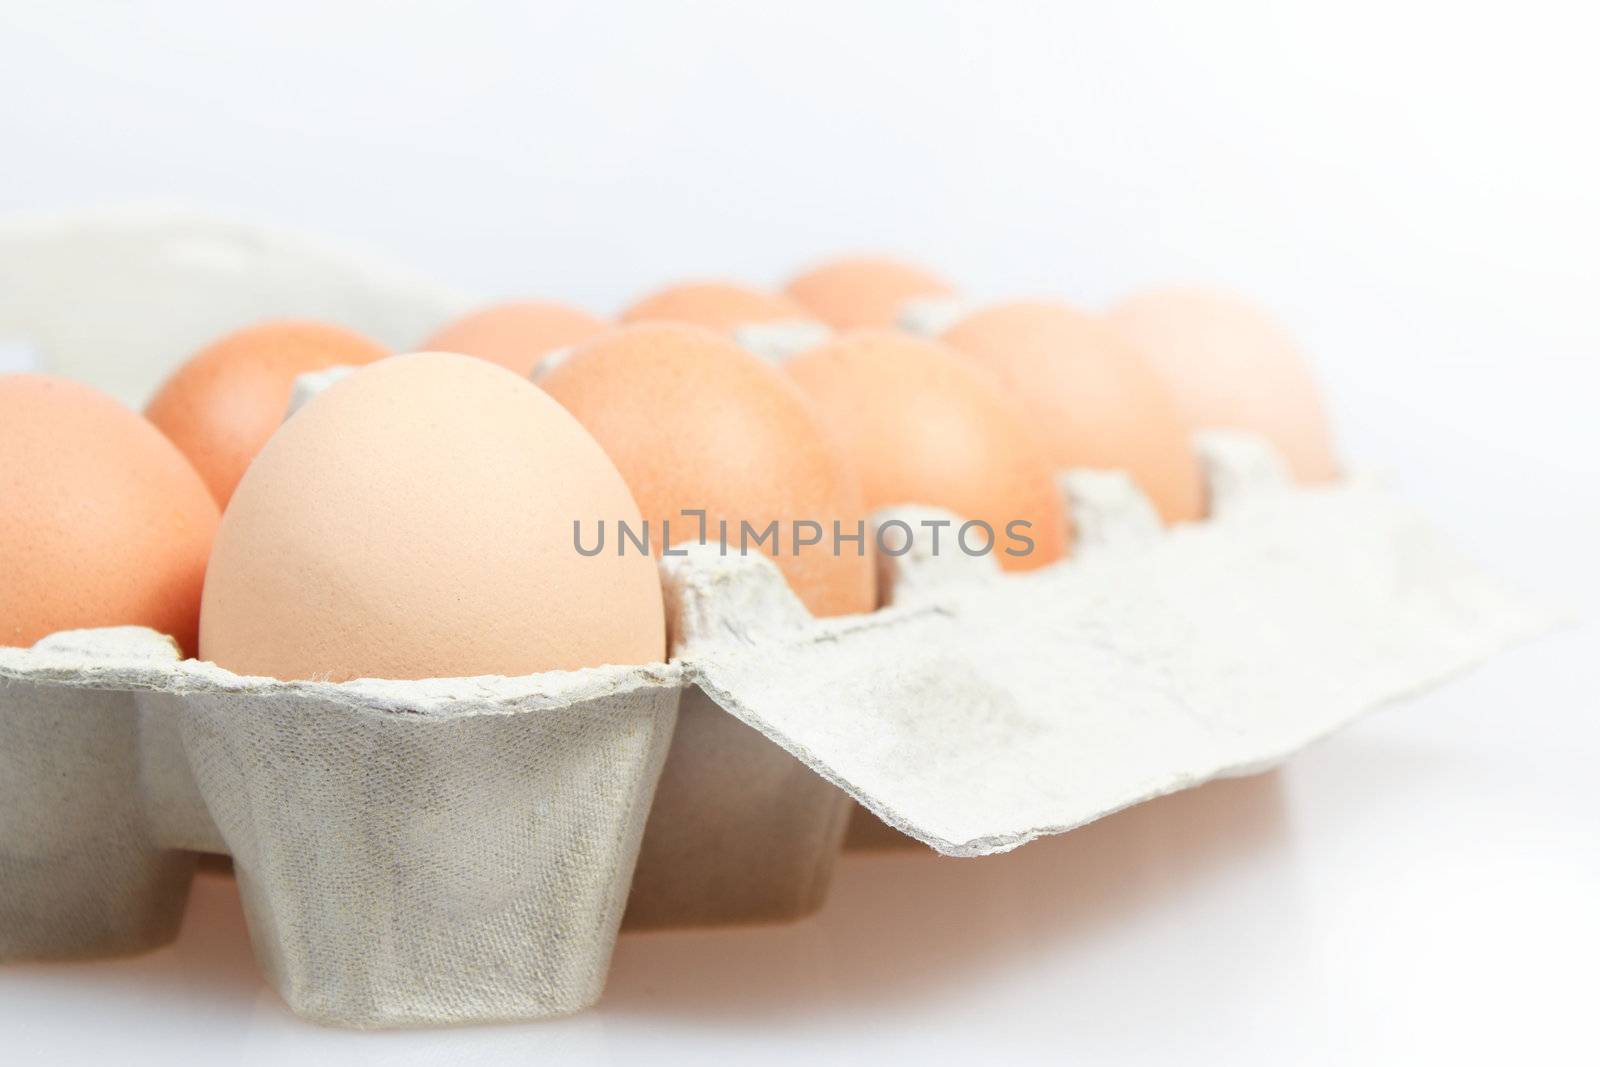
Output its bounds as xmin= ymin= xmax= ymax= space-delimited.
xmin=1106 ymin=287 xmax=1339 ymax=483
xmin=422 ymin=300 xmax=608 ymax=377
xmin=619 ymin=281 xmax=812 ymax=334
xmin=941 ymin=301 xmax=1205 ymax=524
xmin=785 ymin=256 xmax=955 ymax=331
xmin=146 ymin=320 xmax=390 ymax=507
xmin=785 ymin=331 xmax=1069 ymax=572
xmin=1 ymin=375 xmax=219 ymax=653
xmin=199 ymin=352 xmax=664 ymax=681
xmin=539 ymin=323 xmax=875 ymax=618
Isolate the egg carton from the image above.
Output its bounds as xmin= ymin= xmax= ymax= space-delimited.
xmin=0 ymin=209 xmax=1555 ymax=1024
xmin=0 ymin=431 xmax=1553 ymax=1027
xmin=0 ymin=207 xmax=471 ymax=405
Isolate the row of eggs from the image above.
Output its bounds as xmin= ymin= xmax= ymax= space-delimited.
xmin=0 ymin=256 xmax=1337 ymax=684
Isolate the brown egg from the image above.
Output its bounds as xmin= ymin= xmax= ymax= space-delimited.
xmin=540 ymin=323 xmax=875 ymax=618
xmin=785 ymin=256 xmax=955 ymax=331
xmin=1 ymin=375 xmax=219 ymax=653
xmin=785 ymin=331 xmax=1069 ymax=572
xmin=199 ymin=352 xmax=664 ymax=681
xmin=146 ymin=320 xmax=390 ymax=507
xmin=423 ymin=300 xmax=608 ymax=377
xmin=1106 ymin=287 xmax=1339 ymax=483
xmin=941 ymin=301 xmax=1205 ymax=524
xmin=619 ymin=281 xmax=811 ymax=334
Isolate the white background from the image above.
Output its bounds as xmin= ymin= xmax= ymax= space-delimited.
xmin=1 ymin=1 xmax=1595 ymax=1063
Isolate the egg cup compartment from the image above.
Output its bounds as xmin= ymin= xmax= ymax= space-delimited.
xmin=0 ymin=631 xmax=679 ymax=1027
xmin=622 ymin=686 xmax=853 ymax=928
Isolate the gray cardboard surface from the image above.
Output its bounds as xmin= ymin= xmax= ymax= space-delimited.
xmin=0 ymin=628 xmax=680 ymax=1026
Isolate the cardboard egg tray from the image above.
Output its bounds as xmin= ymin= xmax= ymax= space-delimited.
xmin=0 ymin=210 xmax=1555 ymax=1027
xmin=0 ymin=432 xmax=1552 ymax=1026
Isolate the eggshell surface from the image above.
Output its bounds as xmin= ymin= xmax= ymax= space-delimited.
xmin=785 ymin=256 xmax=955 ymax=330
xmin=423 ymin=300 xmax=608 ymax=377
xmin=1 ymin=374 xmax=219 ymax=653
xmin=539 ymin=323 xmax=875 ymax=618
xmin=145 ymin=320 xmax=390 ymax=507
xmin=785 ymin=331 xmax=1069 ymax=571
xmin=199 ymin=352 xmax=665 ymax=681
xmin=619 ymin=281 xmax=811 ymax=334
xmin=1106 ymin=287 xmax=1339 ymax=483
xmin=942 ymin=301 xmax=1205 ymax=524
